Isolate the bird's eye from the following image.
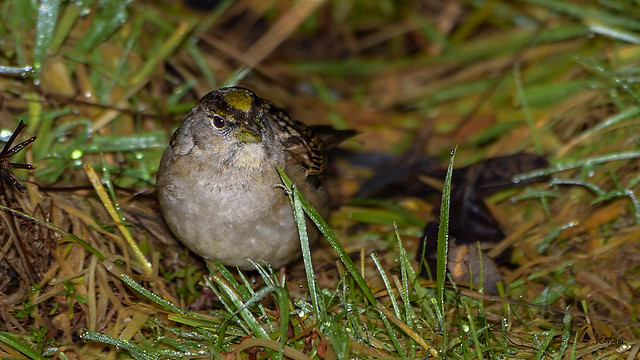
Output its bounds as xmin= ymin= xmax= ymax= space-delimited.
xmin=212 ymin=115 xmax=225 ymax=129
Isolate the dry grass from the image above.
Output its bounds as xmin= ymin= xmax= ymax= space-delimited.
xmin=0 ymin=0 xmax=639 ymax=358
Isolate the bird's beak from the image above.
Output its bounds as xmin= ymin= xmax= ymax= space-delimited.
xmin=236 ymin=118 xmax=262 ymax=144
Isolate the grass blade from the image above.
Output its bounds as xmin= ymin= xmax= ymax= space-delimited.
xmin=371 ymin=252 xmax=401 ymax=319
xmin=436 ymin=148 xmax=455 ymax=314
xmin=84 ymin=161 xmax=152 ymax=274
xmin=291 ymin=183 xmax=327 ymax=321
xmin=75 ymin=0 xmax=131 ymax=53
xmin=0 ymin=331 xmax=47 ymax=360
xmin=277 ymin=167 xmax=376 ymax=306
xmin=82 ymin=331 xmax=159 ymax=360
xmin=33 ymin=0 xmax=61 ymax=70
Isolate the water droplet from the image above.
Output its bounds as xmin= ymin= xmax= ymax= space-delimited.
xmin=21 ymin=67 xmax=34 ymax=78
xmin=135 ymin=152 xmax=143 ymax=160
xmin=617 ymin=343 xmax=630 ymax=352
xmin=0 ymin=129 xmax=13 ymax=142
xmin=78 ymin=5 xmax=91 ymax=16
xmin=462 ymin=324 xmax=469 ymax=332
xmin=71 ymin=149 xmax=83 ymax=160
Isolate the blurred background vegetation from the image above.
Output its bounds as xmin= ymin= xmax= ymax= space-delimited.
xmin=0 ymin=0 xmax=639 ymax=358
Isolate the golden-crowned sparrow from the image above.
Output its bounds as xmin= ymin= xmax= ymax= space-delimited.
xmin=157 ymin=87 xmax=353 ymax=270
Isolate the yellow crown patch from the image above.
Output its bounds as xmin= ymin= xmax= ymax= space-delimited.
xmin=222 ymin=90 xmax=253 ymax=112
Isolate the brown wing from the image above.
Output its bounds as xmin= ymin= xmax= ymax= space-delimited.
xmin=262 ymin=101 xmax=326 ymax=176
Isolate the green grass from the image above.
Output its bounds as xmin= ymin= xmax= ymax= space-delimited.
xmin=0 ymin=0 xmax=639 ymax=358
